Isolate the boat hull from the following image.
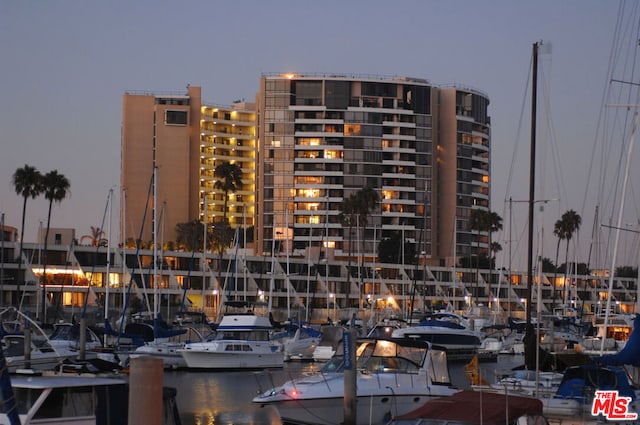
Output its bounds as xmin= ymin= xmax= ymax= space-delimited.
xmin=179 ymin=346 xmax=284 ymax=369
xmin=130 ymin=343 xmax=188 ymax=369
xmin=260 ymin=393 xmax=449 ymax=425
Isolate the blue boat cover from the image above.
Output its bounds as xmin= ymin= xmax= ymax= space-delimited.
xmin=555 ymin=364 xmax=636 ymax=404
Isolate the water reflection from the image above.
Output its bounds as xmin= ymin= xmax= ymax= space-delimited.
xmin=164 ymin=362 xmax=320 ymax=425
xmin=163 ymin=355 xmax=524 ymax=425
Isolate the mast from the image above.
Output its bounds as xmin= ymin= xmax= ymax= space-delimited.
xmin=285 ymin=205 xmax=291 ymax=320
xmin=153 ymin=166 xmax=159 ymax=320
xmin=526 ymin=41 xmax=539 ymax=328
xmin=202 ymin=195 xmax=207 ymax=313
xmin=105 ymin=188 xmax=113 ymax=322
xmin=600 ymin=113 xmax=637 ymax=354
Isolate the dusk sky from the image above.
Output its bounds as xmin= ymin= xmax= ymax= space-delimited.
xmin=1 ymin=1 xmax=638 ymax=271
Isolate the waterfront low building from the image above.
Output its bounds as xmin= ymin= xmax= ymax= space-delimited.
xmin=0 ymin=240 xmax=636 ymax=327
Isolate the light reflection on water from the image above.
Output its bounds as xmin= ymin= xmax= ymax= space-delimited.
xmin=164 ymin=362 xmax=321 ymax=425
xmin=163 ymin=355 xmax=524 ymax=425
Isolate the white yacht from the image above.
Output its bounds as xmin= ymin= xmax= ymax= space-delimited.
xmin=178 ymin=313 xmax=284 ymax=369
xmin=391 ymin=312 xmax=482 ymax=360
xmin=253 ymin=338 xmax=459 ymax=425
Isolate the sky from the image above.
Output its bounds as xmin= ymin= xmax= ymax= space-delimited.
xmin=1 ymin=0 xmax=638 ymax=272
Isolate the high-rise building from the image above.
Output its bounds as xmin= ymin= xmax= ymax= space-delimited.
xmin=121 ymin=86 xmax=256 ymax=244
xmin=256 ymin=74 xmax=490 ymax=269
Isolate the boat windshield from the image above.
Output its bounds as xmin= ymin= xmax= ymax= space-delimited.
xmin=320 ymin=355 xmax=345 ymax=372
xmin=319 ymin=340 xmax=423 ymax=374
xmin=427 ymin=348 xmax=452 ymax=385
xmin=213 ymin=330 xmax=270 ymax=341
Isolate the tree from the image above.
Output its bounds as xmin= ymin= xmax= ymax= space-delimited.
xmin=378 ymin=232 xmax=417 ymax=265
xmin=490 ymin=241 xmax=502 ymax=269
xmin=469 ymin=209 xmax=503 ymax=305
xmin=12 ymin=164 xmax=43 ymax=304
xmin=541 ymin=257 xmax=556 ymax=273
xmin=552 ymin=217 xmax=568 ymax=310
xmin=615 ymin=266 xmax=638 ymax=278
xmin=213 ymin=162 xmax=243 ymax=224
xmin=555 ymin=210 xmax=582 ymax=306
xmin=354 ymin=187 xmax=379 ymax=308
xmin=213 ymin=162 xmax=243 ymax=284
xmin=339 ymin=193 xmax=359 ymax=302
xmin=175 ymin=220 xmax=203 ymax=251
xmin=40 ymin=170 xmax=70 ymax=322
xmin=80 ymin=226 xmax=106 ymax=247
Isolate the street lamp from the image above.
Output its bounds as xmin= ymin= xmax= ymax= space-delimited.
xmin=329 ymin=292 xmax=336 ymax=323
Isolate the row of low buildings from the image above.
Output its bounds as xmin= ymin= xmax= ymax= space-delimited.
xmin=0 ymin=237 xmax=636 ymax=326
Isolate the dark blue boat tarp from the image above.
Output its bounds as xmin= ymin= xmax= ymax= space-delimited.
xmin=594 ymin=314 xmax=640 ymax=367
xmin=555 ymin=364 xmax=636 ymax=404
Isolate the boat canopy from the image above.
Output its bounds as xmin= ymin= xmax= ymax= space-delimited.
xmin=394 ymin=390 xmax=543 ymax=425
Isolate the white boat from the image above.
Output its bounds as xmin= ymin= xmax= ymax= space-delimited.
xmin=130 ymin=325 xmax=212 ymax=369
xmin=578 ymin=313 xmax=635 ymax=355
xmin=275 ymin=324 xmax=322 ymax=361
xmin=1 ymin=334 xmax=79 ymax=373
xmin=48 ymin=322 xmax=104 ymax=352
xmin=178 ymin=313 xmax=284 ymax=369
xmin=311 ymin=325 xmax=343 ymax=362
xmin=391 ymin=312 xmax=482 ymax=360
xmin=252 ymin=338 xmax=459 ymax=425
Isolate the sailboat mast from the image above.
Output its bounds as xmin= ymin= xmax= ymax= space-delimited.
xmin=153 ymin=166 xmax=159 ymax=319
xmin=600 ymin=113 xmax=638 ymax=354
xmin=105 ymin=188 xmax=113 ymax=322
xmin=526 ymin=41 xmax=539 ymax=328
xmin=286 ymin=205 xmax=291 ymax=321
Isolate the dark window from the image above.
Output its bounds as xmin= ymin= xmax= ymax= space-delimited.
xmin=325 ymin=81 xmax=350 ymax=109
xmin=293 ymin=81 xmax=322 ymax=106
xmin=404 ymin=86 xmax=430 ymax=114
xmin=165 ymin=110 xmax=188 ymax=125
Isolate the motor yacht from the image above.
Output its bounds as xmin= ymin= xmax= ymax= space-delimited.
xmin=178 ymin=313 xmax=283 ymax=369
xmin=253 ymin=338 xmax=459 ymax=425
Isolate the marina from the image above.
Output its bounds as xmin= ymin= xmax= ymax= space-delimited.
xmin=164 ymin=353 xmax=526 ymax=425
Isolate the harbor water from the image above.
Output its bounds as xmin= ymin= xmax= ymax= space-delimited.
xmin=163 ymin=354 xmax=525 ymax=425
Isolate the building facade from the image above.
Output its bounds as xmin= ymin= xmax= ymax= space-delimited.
xmin=255 ymin=74 xmax=491 ymax=276
xmin=121 ymin=86 xmax=256 ymax=245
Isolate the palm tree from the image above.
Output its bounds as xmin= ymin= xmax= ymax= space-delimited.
xmin=552 ymin=218 xmax=568 ymax=311
xmin=486 ymin=211 xmax=503 ymax=306
xmin=354 ymin=186 xmax=379 ymax=308
xmin=213 ymin=162 xmax=243 ymax=224
xmin=469 ymin=209 xmax=489 ymax=303
xmin=80 ymin=226 xmax=106 ymax=247
xmin=40 ymin=170 xmax=70 ymax=322
xmin=12 ymin=164 xmax=43 ymax=304
xmin=469 ymin=209 xmax=503 ymax=306
xmin=559 ymin=209 xmax=582 ymax=306
xmin=212 ymin=161 xmax=243 ymax=285
xmin=339 ymin=193 xmax=359 ymax=306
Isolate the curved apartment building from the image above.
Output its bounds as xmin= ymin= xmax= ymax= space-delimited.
xmin=256 ymin=74 xmax=491 ymax=280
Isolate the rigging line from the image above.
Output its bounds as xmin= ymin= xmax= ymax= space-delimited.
xmin=117 ymin=172 xmax=154 ymax=341
xmin=79 ymin=190 xmax=110 ymax=319
xmin=538 ymin=59 xmax=569 ymax=215
xmin=603 ymin=5 xmax=640 ymax=267
xmin=502 ymin=52 xmax=533 ymax=202
xmin=498 ymin=52 xmax=534 ymax=271
xmin=582 ymin=1 xmax=627 ymax=218
xmin=583 ymin=2 xmax=639 ymax=270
